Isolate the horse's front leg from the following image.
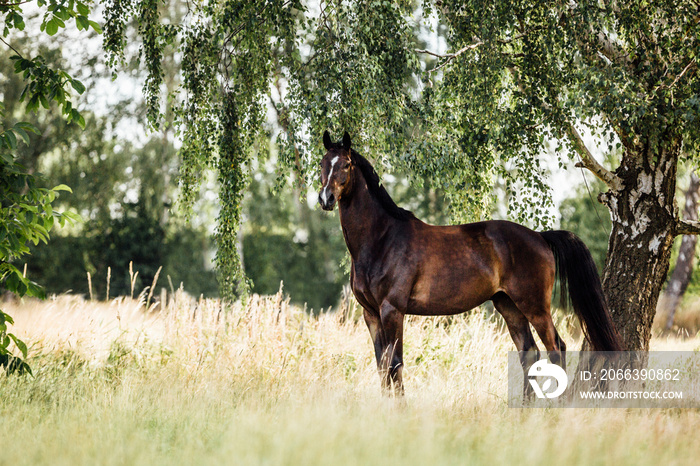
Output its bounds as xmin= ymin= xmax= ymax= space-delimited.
xmin=362 ymin=307 xmax=385 ymax=380
xmin=379 ymin=301 xmax=405 ymax=395
xmin=362 ymin=303 xmax=405 ymax=395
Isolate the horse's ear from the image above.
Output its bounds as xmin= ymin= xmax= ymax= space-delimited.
xmin=342 ymin=132 xmax=351 ymax=151
xmin=323 ymin=131 xmax=332 ymax=150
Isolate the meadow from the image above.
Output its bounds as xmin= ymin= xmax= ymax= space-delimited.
xmin=2 ymin=289 xmax=700 ymax=466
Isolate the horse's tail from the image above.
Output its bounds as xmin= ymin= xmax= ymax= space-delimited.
xmin=539 ymin=230 xmax=624 ymax=351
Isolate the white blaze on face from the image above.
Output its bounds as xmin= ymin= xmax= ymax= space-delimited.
xmin=321 ymin=156 xmax=339 ymax=204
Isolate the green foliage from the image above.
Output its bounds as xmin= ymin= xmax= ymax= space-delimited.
xmin=429 ymin=0 xmax=700 ymax=179
xmin=1 ymin=16 xmax=220 ymax=303
xmin=1 ymin=0 xmax=101 ymax=372
xmin=244 ymin=231 xmax=343 ymax=311
xmin=0 ymin=103 xmax=78 ymax=373
xmin=15 ymin=106 xmax=219 ymax=300
xmin=215 ymin=92 xmax=255 ymax=300
xmin=278 ymin=0 xmax=420 ymax=175
xmin=3 ymin=0 xmax=93 ymax=129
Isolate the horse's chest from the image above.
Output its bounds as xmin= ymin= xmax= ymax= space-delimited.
xmin=351 ymin=264 xmax=382 ymax=310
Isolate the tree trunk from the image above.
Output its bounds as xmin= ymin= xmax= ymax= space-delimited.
xmin=659 ymin=172 xmax=700 ymax=330
xmin=600 ymin=143 xmax=680 ymax=351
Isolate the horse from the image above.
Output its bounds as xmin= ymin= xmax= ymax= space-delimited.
xmin=318 ymin=131 xmax=623 ymax=396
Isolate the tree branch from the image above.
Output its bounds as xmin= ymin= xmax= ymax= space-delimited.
xmin=656 ymin=59 xmax=697 ymax=91
xmin=504 ymin=66 xmax=624 ymax=192
xmin=559 ymin=4 xmax=635 ymax=72
xmin=415 ymin=40 xmax=484 ymax=74
xmin=0 ymin=1 xmax=34 ymax=7
xmin=568 ymin=122 xmax=624 ymax=192
xmin=415 ymin=30 xmax=530 ymax=60
xmin=675 ymin=219 xmax=700 ymax=236
xmin=0 ymin=35 xmax=23 ymax=59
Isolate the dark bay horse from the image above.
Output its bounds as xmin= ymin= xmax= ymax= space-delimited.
xmin=319 ymin=131 xmax=623 ymax=395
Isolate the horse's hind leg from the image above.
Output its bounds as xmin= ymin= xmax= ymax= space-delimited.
xmin=510 ymin=293 xmax=566 ymax=370
xmin=492 ymin=292 xmax=539 ymax=398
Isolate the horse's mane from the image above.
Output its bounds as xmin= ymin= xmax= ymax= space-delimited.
xmin=349 ymin=149 xmax=416 ymax=222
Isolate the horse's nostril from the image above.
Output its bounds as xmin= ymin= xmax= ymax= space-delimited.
xmin=319 ymin=191 xmax=335 ymax=210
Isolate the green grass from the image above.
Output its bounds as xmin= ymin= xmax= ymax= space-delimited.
xmin=2 ymin=292 xmax=700 ymax=465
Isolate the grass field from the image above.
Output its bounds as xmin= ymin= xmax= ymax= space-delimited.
xmin=2 ymin=290 xmax=700 ymax=466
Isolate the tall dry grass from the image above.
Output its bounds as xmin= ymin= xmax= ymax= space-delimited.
xmin=1 ymin=290 xmax=700 ymax=465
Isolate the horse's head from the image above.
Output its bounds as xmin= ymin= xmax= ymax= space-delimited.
xmin=319 ymin=131 xmax=354 ymax=211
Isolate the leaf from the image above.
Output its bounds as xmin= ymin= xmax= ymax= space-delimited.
xmin=71 ymin=79 xmax=86 ymax=94
xmin=4 ymin=131 xmax=17 ymax=150
xmin=44 ymin=214 xmax=55 ymax=230
xmin=13 ymin=13 xmax=25 ymax=31
xmin=12 ymin=125 xmax=30 ymax=145
xmin=88 ymin=20 xmax=102 ymax=34
xmin=5 ymin=269 xmax=20 ymax=294
xmin=8 ymin=334 xmax=28 ymax=359
xmin=18 ymin=360 xmax=32 ymax=376
xmin=52 ymin=184 xmax=72 ymax=193
xmin=15 ymin=122 xmax=39 ymax=134
xmin=70 ymin=109 xmax=86 ymax=129
xmin=25 ymin=90 xmax=40 ymax=111
xmin=25 ymin=281 xmax=46 ymax=300
xmin=76 ymin=15 xmax=89 ymax=31
xmin=60 ymin=210 xmax=82 ymax=225
xmin=53 ymin=8 xmax=70 ymax=22
xmin=0 ymin=310 xmax=14 ymax=325
xmin=1 ymin=152 xmax=14 ymax=164
xmin=77 ymin=2 xmax=90 ymax=16
xmin=46 ymin=18 xmax=59 ymax=36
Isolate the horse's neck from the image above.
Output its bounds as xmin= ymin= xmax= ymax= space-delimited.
xmin=338 ymin=173 xmax=395 ymax=262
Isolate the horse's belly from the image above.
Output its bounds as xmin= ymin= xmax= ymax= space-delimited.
xmin=405 ymin=265 xmax=497 ymax=316
xmin=406 ymin=293 xmax=489 ymax=316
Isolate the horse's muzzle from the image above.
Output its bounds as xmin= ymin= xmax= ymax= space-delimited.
xmin=319 ymin=192 xmax=336 ymax=211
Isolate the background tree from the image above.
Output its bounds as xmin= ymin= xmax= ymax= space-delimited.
xmin=658 ymin=172 xmax=700 ymax=330
xmin=1 ymin=5 xmax=221 ymax=301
